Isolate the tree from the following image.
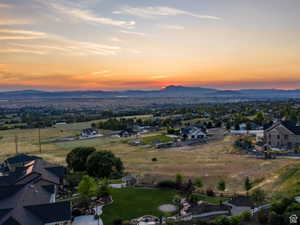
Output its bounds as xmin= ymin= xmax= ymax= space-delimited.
xmin=195 ymin=177 xmax=203 ymax=189
xmin=97 ymin=178 xmax=110 ymax=198
xmin=66 ymin=147 xmax=96 ymax=172
xmin=86 ymin=150 xmax=124 ymax=178
xmin=244 ymin=177 xmax=252 ymax=195
xmin=217 ymin=179 xmax=226 ymax=195
xmin=173 ymin=194 xmax=182 ymax=215
xmin=251 ymin=188 xmax=266 ymax=205
xmin=254 ymin=112 xmax=264 ymax=126
xmin=77 ymin=175 xmax=97 ymax=198
xmin=175 ymin=173 xmax=183 ymax=189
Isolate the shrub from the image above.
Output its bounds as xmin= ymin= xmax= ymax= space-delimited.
xmin=269 ymin=212 xmax=285 ymax=225
xmin=157 ymin=180 xmax=177 ymax=189
xmin=206 ymin=188 xmax=215 ymax=197
xmin=152 ymin=157 xmax=157 ymax=162
xmin=257 ymin=210 xmax=269 ymax=224
xmin=240 ymin=210 xmax=251 ymax=222
xmin=113 ymin=218 xmax=123 ymax=225
xmin=214 ymin=216 xmax=231 ymax=225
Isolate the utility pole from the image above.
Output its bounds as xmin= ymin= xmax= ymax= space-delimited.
xmin=14 ymin=134 xmax=18 ymax=154
xmin=38 ymin=127 xmax=42 ymax=153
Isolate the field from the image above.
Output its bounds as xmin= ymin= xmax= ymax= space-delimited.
xmin=102 ymin=188 xmax=175 ymax=225
xmin=0 ymin=119 xmax=299 ymax=193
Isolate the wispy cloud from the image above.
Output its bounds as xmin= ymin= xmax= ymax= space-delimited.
xmin=0 ymin=19 xmax=33 ymax=25
xmin=91 ymin=70 xmax=111 ymax=75
xmin=158 ymin=24 xmax=185 ymax=30
xmin=120 ymin=30 xmax=146 ymax=36
xmin=7 ymin=35 xmax=121 ymax=56
xmin=150 ymin=75 xmax=168 ymax=79
xmin=113 ymin=6 xmax=221 ymax=20
xmin=111 ymin=37 xmax=122 ymax=42
xmin=43 ymin=1 xmax=135 ymax=28
xmin=0 ymin=48 xmax=46 ymax=55
xmin=0 ymin=3 xmax=12 ymax=8
xmin=0 ymin=29 xmax=47 ymax=40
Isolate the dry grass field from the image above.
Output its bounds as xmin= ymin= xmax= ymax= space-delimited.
xmin=0 ymin=121 xmax=298 ymax=193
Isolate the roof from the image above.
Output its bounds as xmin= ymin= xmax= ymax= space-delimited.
xmin=0 ymin=155 xmax=71 ymax=225
xmin=5 ymin=154 xmax=40 ymax=165
xmin=25 ymin=202 xmax=71 ymax=223
xmin=265 ymin=120 xmax=300 ymax=135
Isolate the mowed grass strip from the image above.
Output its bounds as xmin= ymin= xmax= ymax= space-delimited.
xmin=102 ymin=188 xmax=175 ymax=225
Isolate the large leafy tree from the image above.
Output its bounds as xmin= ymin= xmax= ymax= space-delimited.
xmin=86 ymin=151 xmax=124 ymax=178
xmin=66 ymin=147 xmax=96 ymax=172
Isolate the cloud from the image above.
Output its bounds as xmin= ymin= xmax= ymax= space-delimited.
xmin=111 ymin=37 xmax=122 ymax=42
xmin=113 ymin=6 xmax=221 ymax=20
xmin=158 ymin=24 xmax=185 ymax=30
xmin=0 ymin=19 xmax=33 ymax=25
xmin=91 ymin=70 xmax=110 ymax=75
xmin=0 ymin=29 xmax=48 ymax=40
xmin=7 ymin=35 xmax=121 ymax=56
xmin=0 ymin=48 xmax=46 ymax=55
xmin=43 ymin=1 xmax=135 ymax=28
xmin=0 ymin=3 xmax=11 ymax=8
xmin=150 ymin=75 xmax=168 ymax=79
xmin=120 ymin=30 xmax=146 ymax=36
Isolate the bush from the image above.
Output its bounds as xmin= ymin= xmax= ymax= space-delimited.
xmin=157 ymin=180 xmax=177 ymax=189
xmin=240 ymin=210 xmax=251 ymax=222
xmin=152 ymin=157 xmax=157 ymax=162
xmin=257 ymin=210 xmax=269 ymax=224
xmin=214 ymin=216 xmax=231 ymax=225
xmin=113 ymin=218 xmax=123 ymax=225
xmin=269 ymin=212 xmax=285 ymax=225
xmin=206 ymin=188 xmax=215 ymax=197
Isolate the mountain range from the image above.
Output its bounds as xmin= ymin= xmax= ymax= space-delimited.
xmin=1 ymin=86 xmax=300 ymax=99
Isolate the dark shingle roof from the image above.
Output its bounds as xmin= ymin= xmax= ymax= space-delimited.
xmin=0 ymin=156 xmax=71 ymax=225
xmin=25 ymin=202 xmax=71 ymax=223
xmin=5 ymin=154 xmax=40 ymax=165
xmin=2 ymin=217 xmax=21 ymax=225
xmin=281 ymin=120 xmax=300 ymax=135
xmin=0 ymin=209 xmax=12 ymax=220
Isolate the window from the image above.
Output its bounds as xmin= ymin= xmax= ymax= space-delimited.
xmin=277 ymin=135 xmax=280 ymax=139
xmin=284 ymin=135 xmax=289 ymax=140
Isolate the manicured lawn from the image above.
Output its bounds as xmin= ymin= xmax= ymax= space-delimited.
xmin=194 ymin=194 xmax=230 ymax=204
xmin=101 ymin=188 xmax=176 ymax=225
xmin=142 ymin=135 xmax=174 ymax=145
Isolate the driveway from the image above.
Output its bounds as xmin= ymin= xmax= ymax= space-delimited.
xmin=73 ymin=206 xmax=104 ymax=225
xmin=223 ymin=202 xmax=251 ymax=215
xmin=72 ymin=215 xmax=103 ymax=225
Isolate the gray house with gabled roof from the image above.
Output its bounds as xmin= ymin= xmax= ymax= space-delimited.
xmin=0 ymin=154 xmax=71 ymax=225
xmin=264 ymin=120 xmax=300 ymax=150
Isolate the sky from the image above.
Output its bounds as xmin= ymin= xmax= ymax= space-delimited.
xmin=0 ymin=0 xmax=300 ymax=91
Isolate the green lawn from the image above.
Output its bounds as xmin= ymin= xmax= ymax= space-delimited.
xmin=142 ymin=135 xmax=174 ymax=145
xmin=102 ymin=188 xmax=176 ymax=225
xmin=193 ymin=194 xmax=229 ymax=204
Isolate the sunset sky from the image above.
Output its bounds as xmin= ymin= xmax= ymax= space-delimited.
xmin=0 ymin=0 xmax=299 ymax=91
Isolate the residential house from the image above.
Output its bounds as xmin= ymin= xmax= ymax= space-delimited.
xmin=264 ymin=120 xmax=300 ymax=150
xmin=180 ymin=126 xmax=206 ymax=140
xmin=80 ymin=128 xmax=98 ymax=138
xmin=0 ymin=154 xmax=71 ymax=225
